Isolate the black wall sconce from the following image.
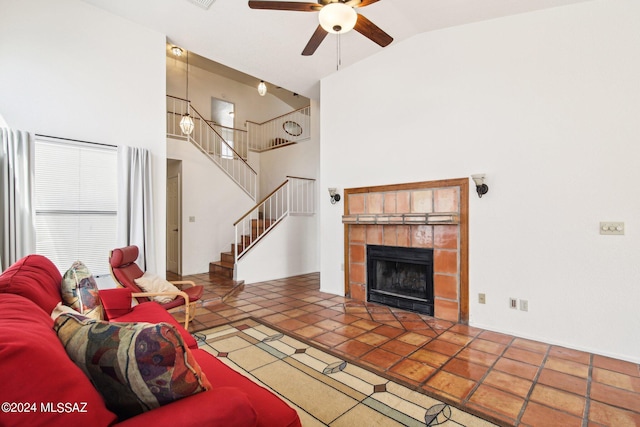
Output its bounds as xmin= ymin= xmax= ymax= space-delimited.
xmin=328 ymin=188 xmax=341 ymax=204
xmin=471 ymin=174 xmax=489 ymax=198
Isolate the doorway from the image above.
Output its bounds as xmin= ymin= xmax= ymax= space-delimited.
xmin=211 ymin=97 xmax=235 ymax=158
xmin=167 ymin=159 xmax=182 ymax=275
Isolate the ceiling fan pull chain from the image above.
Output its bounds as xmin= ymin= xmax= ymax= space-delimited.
xmin=336 ymin=32 xmax=341 ymax=71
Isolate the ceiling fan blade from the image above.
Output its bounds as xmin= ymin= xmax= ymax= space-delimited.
xmin=248 ymin=1 xmax=321 ymax=11
xmin=302 ymin=25 xmax=328 ymax=56
xmin=354 ymin=0 xmax=380 ymax=7
xmin=354 ymin=14 xmax=393 ymax=47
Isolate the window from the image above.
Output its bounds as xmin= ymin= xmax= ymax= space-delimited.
xmin=34 ymin=137 xmax=117 ymax=275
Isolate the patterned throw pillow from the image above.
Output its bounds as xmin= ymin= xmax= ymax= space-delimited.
xmin=54 ymin=313 xmax=211 ymax=420
xmin=61 ymin=261 xmax=103 ymax=319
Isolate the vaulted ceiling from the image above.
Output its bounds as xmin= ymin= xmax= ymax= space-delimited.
xmin=83 ymin=0 xmax=592 ymax=99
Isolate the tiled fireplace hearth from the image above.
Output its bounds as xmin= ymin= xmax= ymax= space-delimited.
xmin=343 ymin=179 xmax=469 ymax=323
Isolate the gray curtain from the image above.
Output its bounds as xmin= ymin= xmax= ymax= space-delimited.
xmin=117 ymin=146 xmax=155 ymax=272
xmin=0 ymin=128 xmax=35 ymax=271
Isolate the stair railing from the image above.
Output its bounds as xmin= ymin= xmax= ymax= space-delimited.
xmin=167 ymin=95 xmax=257 ymax=200
xmin=247 ymin=105 xmax=311 ymax=152
xmin=206 ymin=122 xmax=249 ymax=160
xmin=233 ymin=176 xmax=315 ymax=262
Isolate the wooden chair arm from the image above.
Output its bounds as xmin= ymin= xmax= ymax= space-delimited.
xmin=131 ymin=290 xmax=190 ymax=303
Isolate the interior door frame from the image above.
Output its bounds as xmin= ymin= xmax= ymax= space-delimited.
xmin=166 ymin=161 xmax=182 ymax=275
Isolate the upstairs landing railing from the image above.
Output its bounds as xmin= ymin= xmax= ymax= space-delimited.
xmin=247 ymin=106 xmax=311 ymax=152
xmin=233 ymin=176 xmax=315 ymax=261
xmin=167 ymin=95 xmax=257 ymax=200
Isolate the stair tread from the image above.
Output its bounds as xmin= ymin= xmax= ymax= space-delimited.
xmin=210 ymin=261 xmax=234 ymax=269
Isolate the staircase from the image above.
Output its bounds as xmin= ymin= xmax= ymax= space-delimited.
xmin=209 ymin=177 xmax=315 ymax=279
xmin=209 ymin=218 xmax=276 ymax=278
xmin=166 ymin=95 xmax=257 ymax=200
xmin=166 ymin=95 xmax=314 ymax=280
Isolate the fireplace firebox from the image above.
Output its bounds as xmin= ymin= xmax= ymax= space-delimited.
xmin=366 ymin=245 xmax=434 ymax=315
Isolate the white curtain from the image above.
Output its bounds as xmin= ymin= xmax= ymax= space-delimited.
xmin=117 ymin=146 xmax=155 ymax=273
xmin=0 ymin=128 xmax=36 ymax=271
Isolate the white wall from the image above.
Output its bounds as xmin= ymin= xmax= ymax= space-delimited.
xmin=259 ymin=101 xmax=321 ymax=197
xmin=167 ymin=138 xmax=254 ymax=275
xmin=237 ymin=215 xmax=318 ymax=284
xmin=0 ymin=0 xmax=167 ymax=273
xmin=239 ymin=99 xmax=321 ymax=281
xmin=320 ymin=0 xmax=640 ymax=363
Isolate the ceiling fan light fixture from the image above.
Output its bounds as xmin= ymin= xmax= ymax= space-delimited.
xmin=319 ymin=3 xmax=357 ymax=34
xmin=258 ymin=80 xmax=267 ymax=96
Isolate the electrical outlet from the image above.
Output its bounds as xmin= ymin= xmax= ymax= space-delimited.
xmin=600 ymin=222 xmax=624 ymax=235
xmin=520 ymin=299 xmax=529 ymax=312
xmin=509 ymin=298 xmax=517 ymax=309
xmin=478 ymin=293 xmax=486 ymax=304
xmin=189 ymin=216 xmax=196 ymax=223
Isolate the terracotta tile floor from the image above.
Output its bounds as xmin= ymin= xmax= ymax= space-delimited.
xmin=169 ymin=272 xmax=640 ymax=426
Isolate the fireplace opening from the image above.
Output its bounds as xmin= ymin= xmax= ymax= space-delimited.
xmin=367 ymin=245 xmax=434 ymax=315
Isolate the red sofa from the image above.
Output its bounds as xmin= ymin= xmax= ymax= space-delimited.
xmin=0 ymin=255 xmax=301 ymax=427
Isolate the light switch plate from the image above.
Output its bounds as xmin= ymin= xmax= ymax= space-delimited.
xmin=600 ymin=222 xmax=624 ymax=235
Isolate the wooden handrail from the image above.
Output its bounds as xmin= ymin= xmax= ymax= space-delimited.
xmin=167 ymin=96 xmax=251 ymax=165
xmin=233 ymin=176 xmax=315 ymax=226
xmin=188 ymin=104 xmax=257 ymax=175
xmin=245 ymin=105 xmax=310 ymax=126
xmin=206 ymin=121 xmax=248 ymax=134
xmin=286 ymin=175 xmax=315 ymax=181
xmin=167 ymin=110 xmax=203 ymax=119
xmin=233 ymin=179 xmax=289 ymax=226
xmin=168 ymin=111 xmax=247 ymax=134
xmin=167 ymin=94 xmax=190 ymax=103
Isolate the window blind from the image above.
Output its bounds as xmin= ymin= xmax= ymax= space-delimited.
xmin=34 ymin=138 xmax=117 ymax=275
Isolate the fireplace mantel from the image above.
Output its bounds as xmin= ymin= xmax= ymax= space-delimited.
xmin=342 ymin=213 xmax=459 ymax=225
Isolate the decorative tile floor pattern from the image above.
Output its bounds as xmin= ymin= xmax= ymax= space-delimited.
xmin=198 ymin=319 xmax=497 ymax=426
xmin=169 ymin=272 xmax=640 ymax=426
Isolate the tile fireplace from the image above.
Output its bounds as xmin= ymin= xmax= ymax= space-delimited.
xmin=342 ymin=179 xmax=469 ymax=323
xmin=367 ymin=244 xmax=434 ymax=315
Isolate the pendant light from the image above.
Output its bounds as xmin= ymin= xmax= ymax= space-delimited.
xmin=180 ymin=50 xmax=194 ymax=135
xmin=258 ymin=80 xmax=267 ymax=96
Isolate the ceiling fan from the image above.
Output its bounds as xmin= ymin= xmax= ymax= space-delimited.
xmin=248 ymin=0 xmax=393 ymax=56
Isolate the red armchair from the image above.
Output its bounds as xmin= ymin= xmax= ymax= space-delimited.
xmin=109 ymin=245 xmax=203 ymax=328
